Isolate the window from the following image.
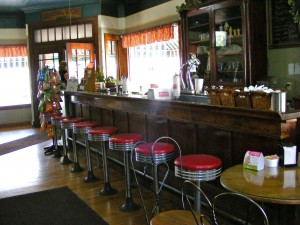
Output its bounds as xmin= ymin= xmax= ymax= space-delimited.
xmin=127 ymin=25 xmax=180 ymax=93
xmin=34 ymin=23 xmax=93 ymax=43
xmin=0 ymin=56 xmax=30 ymax=106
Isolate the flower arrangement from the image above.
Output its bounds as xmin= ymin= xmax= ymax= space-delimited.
xmin=176 ymin=0 xmax=205 ymax=13
xmin=288 ymin=0 xmax=300 ymax=24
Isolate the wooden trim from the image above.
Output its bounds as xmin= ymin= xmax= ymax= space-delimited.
xmin=0 ymin=104 xmax=31 ymax=111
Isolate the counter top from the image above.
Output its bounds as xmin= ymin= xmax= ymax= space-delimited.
xmin=64 ymin=91 xmax=300 ymax=122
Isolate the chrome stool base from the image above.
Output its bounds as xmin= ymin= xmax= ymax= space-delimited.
xmin=99 ymin=182 xmax=117 ymax=196
xmin=60 ymin=155 xmax=72 ymax=165
xmin=83 ymin=171 xmax=99 ymax=183
xmin=70 ymin=162 xmax=84 ymax=173
xmin=119 ymin=197 xmax=141 ymax=212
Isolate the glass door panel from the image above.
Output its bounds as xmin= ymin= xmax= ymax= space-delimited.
xmin=214 ymin=5 xmax=244 ymax=84
xmin=187 ymin=12 xmax=210 ymax=81
xmin=66 ymin=42 xmax=94 ymax=81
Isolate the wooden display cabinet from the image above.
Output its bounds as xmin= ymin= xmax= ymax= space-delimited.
xmin=180 ymin=0 xmax=267 ymax=87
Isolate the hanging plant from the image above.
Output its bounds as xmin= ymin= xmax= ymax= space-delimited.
xmin=288 ymin=0 xmax=300 ymax=24
xmin=176 ymin=0 xmax=205 ymax=13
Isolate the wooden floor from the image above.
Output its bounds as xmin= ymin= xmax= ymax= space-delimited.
xmin=0 ymin=124 xmax=182 ymax=225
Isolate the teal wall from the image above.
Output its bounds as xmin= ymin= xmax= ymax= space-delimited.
xmin=268 ymin=47 xmax=300 ymax=101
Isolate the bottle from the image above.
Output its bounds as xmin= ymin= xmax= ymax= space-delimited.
xmin=172 ymin=73 xmax=180 ymax=99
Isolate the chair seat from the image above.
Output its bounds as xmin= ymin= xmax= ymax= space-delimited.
xmin=174 ymin=154 xmax=222 ymax=171
xmin=73 ymin=121 xmax=99 ymax=134
xmin=88 ymin=127 xmax=118 ymax=141
xmin=109 ymin=133 xmax=142 ymax=151
xmin=60 ymin=118 xmax=84 ymax=129
xmin=150 ymin=210 xmax=210 ymax=225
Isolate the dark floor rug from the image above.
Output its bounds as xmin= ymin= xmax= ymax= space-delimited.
xmin=0 ymin=186 xmax=109 ymax=225
xmin=0 ymin=132 xmax=50 ymax=156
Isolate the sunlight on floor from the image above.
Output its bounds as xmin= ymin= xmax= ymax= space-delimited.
xmin=0 ymin=145 xmax=43 ymax=190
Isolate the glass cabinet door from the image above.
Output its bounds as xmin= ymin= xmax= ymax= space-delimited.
xmin=187 ymin=11 xmax=210 ymax=81
xmin=214 ymin=5 xmax=244 ymax=84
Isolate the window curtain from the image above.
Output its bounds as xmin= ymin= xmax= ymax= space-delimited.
xmin=0 ymin=45 xmax=28 ymax=57
xmin=122 ymin=24 xmax=174 ymax=48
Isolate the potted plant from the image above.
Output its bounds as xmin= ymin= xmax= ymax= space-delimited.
xmin=94 ymin=67 xmax=105 ymax=90
xmin=105 ymin=76 xmax=116 ymax=88
xmin=288 ymin=0 xmax=300 ymax=26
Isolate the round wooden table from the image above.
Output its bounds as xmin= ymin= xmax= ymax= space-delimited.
xmin=220 ymin=164 xmax=300 ymax=205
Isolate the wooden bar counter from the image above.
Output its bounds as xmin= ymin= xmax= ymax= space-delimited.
xmin=64 ymin=91 xmax=300 ymax=169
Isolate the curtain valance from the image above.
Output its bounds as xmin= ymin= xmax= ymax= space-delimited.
xmin=0 ymin=45 xmax=28 ymax=57
xmin=122 ymin=24 xmax=175 ymax=48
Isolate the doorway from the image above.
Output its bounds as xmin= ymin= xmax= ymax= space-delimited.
xmin=66 ymin=42 xmax=94 ymax=81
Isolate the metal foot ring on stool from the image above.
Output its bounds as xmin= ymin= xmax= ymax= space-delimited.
xmin=73 ymin=121 xmax=99 ymax=182
xmin=109 ymin=133 xmax=142 ymax=212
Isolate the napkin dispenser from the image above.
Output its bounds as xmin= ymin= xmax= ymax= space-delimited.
xmin=147 ymin=88 xmax=172 ymax=100
xmin=279 ymin=145 xmax=297 ymax=167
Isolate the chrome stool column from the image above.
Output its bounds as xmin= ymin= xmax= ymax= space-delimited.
xmin=88 ymin=127 xmax=118 ymax=195
xmin=109 ymin=133 xmax=142 ymax=212
xmin=60 ymin=117 xmax=84 ymax=165
xmin=174 ymin=154 xmax=222 ymax=213
xmin=73 ymin=121 xmax=99 ymax=182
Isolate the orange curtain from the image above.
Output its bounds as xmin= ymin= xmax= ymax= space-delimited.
xmin=0 ymin=45 xmax=28 ymax=57
xmin=122 ymin=24 xmax=174 ymax=48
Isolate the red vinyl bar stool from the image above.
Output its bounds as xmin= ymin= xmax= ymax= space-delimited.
xmin=60 ymin=117 xmax=84 ymax=165
xmin=109 ymin=133 xmax=142 ymax=212
xmin=174 ymin=154 xmax=222 ymax=214
xmin=51 ymin=115 xmax=72 ymax=158
xmin=88 ymin=127 xmax=118 ymax=196
xmin=73 ymin=121 xmax=99 ymax=182
xmin=42 ymin=112 xmax=62 ymax=155
xmin=134 ymin=140 xmax=175 ymax=214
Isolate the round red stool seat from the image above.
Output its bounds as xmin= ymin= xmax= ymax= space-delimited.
xmin=61 ymin=117 xmax=84 ymax=129
xmin=174 ymin=154 xmax=222 ymax=181
xmin=42 ymin=112 xmax=62 ymax=123
xmin=135 ymin=142 xmax=175 ymax=165
xmin=51 ymin=115 xmax=72 ymax=126
xmin=73 ymin=121 xmax=99 ymax=134
xmin=88 ymin=127 xmax=118 ymax=142
xmin=109 ymin=133 xmax=142 ymax=151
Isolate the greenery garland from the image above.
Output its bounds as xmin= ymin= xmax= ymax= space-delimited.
xmin=176 ymin=0 xmax=205 ymax=12
xmin=288 ymin=0 xmax=300 ymax=24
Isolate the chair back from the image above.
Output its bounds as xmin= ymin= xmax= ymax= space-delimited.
xmin=212 ymin=192 xmax=269 ymax=225
xmin=182 ymin=180 xmax=213 ymax=225
xmin=130 ymin=136 xmax=183 ymax=225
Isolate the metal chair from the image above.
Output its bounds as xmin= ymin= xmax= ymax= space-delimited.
xmin=212 ymin=192 xmax=269 ymax=225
